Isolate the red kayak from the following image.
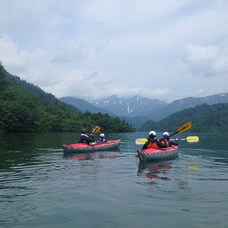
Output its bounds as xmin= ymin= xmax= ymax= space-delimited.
xmin=137 ymin=145 xmax=178 ymax=162
xmin=62 ymin=140 xmax=120 ymax=153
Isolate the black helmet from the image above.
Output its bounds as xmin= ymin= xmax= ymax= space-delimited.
xmin=81 ymin=128 xmax=87 ymax=134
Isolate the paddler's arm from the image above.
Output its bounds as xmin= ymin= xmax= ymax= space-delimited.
xmin=156 ymin=140 xmax=167 ymax=148
xmin=83 ymin=135 xmax=93 ymax=145
xmin=88 ymin=134 xmax=96 ymax=144
xmin=142 ymin=140 xmax=149 ymax=149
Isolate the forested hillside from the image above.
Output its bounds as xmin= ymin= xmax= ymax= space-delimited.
xmin=148 ymin=93 xmax=228 ymax=121
xmin=0 ymin=63 xmax=134 ymax=133
xmin=139 ymin=103 xmax=228 ymax=133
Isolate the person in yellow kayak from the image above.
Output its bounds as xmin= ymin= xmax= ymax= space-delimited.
xmin=142 ymin=131 xmax=168 ymax=149
xmin=160 ymin=132 xmax=178 ymax=147
xmin=78 ymin=129 xmax=95 ymax=144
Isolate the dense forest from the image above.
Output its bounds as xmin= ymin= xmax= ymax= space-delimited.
xmin=0 ymin=63 xmax=134 ymax=133
xmin=139 ymin=103 xmax=228 ymax=133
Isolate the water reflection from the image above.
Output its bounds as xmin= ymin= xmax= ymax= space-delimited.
xmin=63 ymin=151 xmax=120 ymax=161
xmin=137 ymin=161 xmax=171 ymax=184
xmin=0 ymin=132 xmax=228 ymax=228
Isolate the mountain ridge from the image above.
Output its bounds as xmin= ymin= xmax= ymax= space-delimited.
xmin=149 ymin=93 xmax=228 ymax=121
xmin=59 ymin=96 xmax=115 ymax=116
xmin=90 ymin=95 xmax=167 ymax=117
xmin=60 ymin=93 xmax=228 ymax=128
xmin=139 ymin=102 xmax=228 ymax=133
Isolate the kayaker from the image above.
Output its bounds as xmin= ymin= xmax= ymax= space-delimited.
xmin=97 ymin=133 xmax=107 ymax=143
xmin=142 ymin=131 xmax=167 ymax=149
xmin=78 ymin=129 xmax=95 ymax=144
xmin=160 ymin=132 xmax=178 ymax=147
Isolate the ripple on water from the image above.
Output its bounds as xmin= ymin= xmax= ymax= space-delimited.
xmin=0 ymin=133 xmax=228 ymax=228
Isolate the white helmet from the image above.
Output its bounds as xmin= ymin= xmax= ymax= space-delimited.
xmin=163 ymin=132 xmax=169 ymax=136
xmin=149 ymin=131 xmax=156 ymax=137
xmin=100 ymin=133 xmax=105 ymax=137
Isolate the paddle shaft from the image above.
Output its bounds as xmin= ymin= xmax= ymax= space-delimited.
xmin=169 ymin=131 xmax=178 ymax=137
xmin=135 ymin=136 xmax=198 ymax=144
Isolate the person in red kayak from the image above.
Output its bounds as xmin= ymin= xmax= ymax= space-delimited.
xmin=97 ymin=133 xmax=107 ymax=143
xmin=160 ymin=132 xmax=178 ymax=147
xmin=78 ymin=129 xmax=95 ymax=144
xmin=142 ymin=131 xmax=167 ymax=149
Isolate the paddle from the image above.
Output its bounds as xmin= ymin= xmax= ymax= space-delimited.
xmin=89 ymin=126 xmax=101 ymax=144
xmin=177 ymin=136 xmax=199 ymax=143
xmin=135 ymin=122 xmax=192 ymax=145
xmin=92 ymin=126 xmax=101 ymax=134
xmin=135 ymin=136 xmax=199 ymax=145
xmin=169 ymin=122 xmax=192 ymax=137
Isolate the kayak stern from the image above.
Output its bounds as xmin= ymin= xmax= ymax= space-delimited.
xmin=137 ymin=145 xmax=178 ymax=162
xmin=63 ymin=140 xmax=120 ymax=153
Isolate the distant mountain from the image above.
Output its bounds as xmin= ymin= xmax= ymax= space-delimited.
xmin=149 ymin=93 xmax=228 ymax=121
xmin=63 ymin=93 xmax=228 ymax=129
xmin=90 ymin=95 xmax=167 ymax=117
xmin=139 ymin=103 xmax=228 ymax=133
xmin=60 ymin=96 xmax=115 ymax=115
xmin=60 ymin=96 xmax=154 ymax=128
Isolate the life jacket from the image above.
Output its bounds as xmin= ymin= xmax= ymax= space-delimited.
xmin=97 ymin=138 xmax=106 ymax=143
xmin=160 ymin=139 xmax=170 ymax=147
xmin=147 ymin=142 xmax=159 ymax=149
xmin=79 ymin=134 xmax=89 ymax=143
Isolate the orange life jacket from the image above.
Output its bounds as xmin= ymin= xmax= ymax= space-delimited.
xmin=147 ymin=142 xmax=159 ymax=149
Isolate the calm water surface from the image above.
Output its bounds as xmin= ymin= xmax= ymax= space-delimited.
xmin=0 ymin=132 xmax=228 ymax=228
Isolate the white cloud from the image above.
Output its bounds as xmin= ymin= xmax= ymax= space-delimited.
xmin=98 ymin=87 xmax=170 ymax=100
xmin=0 ymin=34 xmax=30 ymax=73
xmin=0 ymin=0 xmax=228 ymax=101
xmin=183 ymin=45 xmax=228 ymax=77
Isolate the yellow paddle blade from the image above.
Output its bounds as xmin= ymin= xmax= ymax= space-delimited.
xmin=135 ymin=138 xmax=147 ymax=145
xmin=173 ymin=136 xmax=199 ymax=142
xmin=92 ymin=126 xmax=101 ymax=133
xmin=186 ymin=136 xmax=199 ymax=143
xmin=177 ymin=122 xmax=192 ymax=133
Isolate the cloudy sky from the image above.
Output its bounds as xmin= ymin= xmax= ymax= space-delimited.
xmin=0 ymin=0 xmax=228 ymax=102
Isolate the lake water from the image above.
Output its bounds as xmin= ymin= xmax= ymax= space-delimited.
xmin=0 ymin=132 xmax=228 ymax=228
